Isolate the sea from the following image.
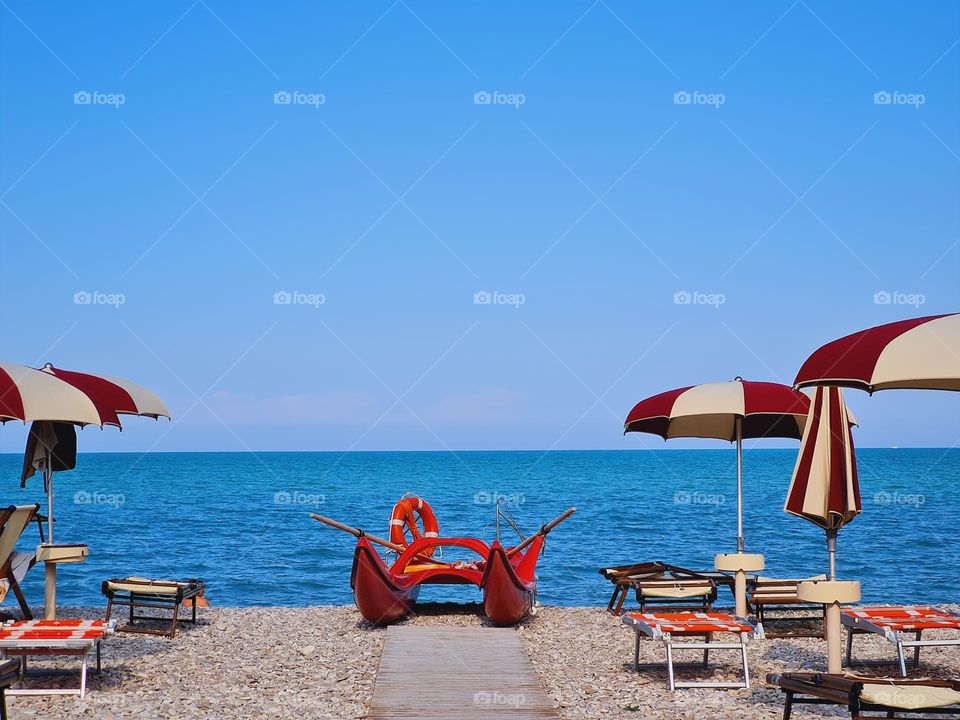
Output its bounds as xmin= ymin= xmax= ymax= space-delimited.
xmin=0 ymin=449 xmax=956 ymax=609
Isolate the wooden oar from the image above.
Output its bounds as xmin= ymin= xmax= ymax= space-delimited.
xmin=505 ymin=507 xmax=576 ymax=558
xmin=309 ymin=513 xmax=454 ymax=567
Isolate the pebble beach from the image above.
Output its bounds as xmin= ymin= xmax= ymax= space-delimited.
xmin=10 ymin=603 xmax=960 ymax=720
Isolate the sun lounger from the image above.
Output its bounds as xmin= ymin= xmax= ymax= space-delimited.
xmin=600 ymin=562 xmax=719 ymax=615
xmin=0 ymin=618 xmax=115 ymax=698
xmin=0 ymin=505 xmax=41 ymax=619
xmin=103 ymin=577 xmax=205 ymax=638
xmin=842 ymin=605 xmax=960 ymax=676
xmin=622 ymin=611 xmax=759 ymax=690
xmin=768 ymin=671 xmax=960 ymax=718
xmin=749 ymin=574 xmax=828 ymax=638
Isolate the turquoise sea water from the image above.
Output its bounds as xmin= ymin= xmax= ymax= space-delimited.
xmin=0 ymin=449 xmax=956 ymax=609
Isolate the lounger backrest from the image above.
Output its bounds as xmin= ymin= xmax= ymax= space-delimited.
xmin=0 ymin=505 xmax=39 ymax=574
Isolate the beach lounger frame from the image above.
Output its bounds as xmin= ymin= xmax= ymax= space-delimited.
xmin=842 ymin=605 xmax=960 ymax=677
xmin=0 ymin=619 xmax=115 ymax=698
xmin=622 ymin=612 xmax=758 ymax=691
xmin=600 ymin=562 xmax=719 ymax=615
xmin=0 ymin=505 xmax=41 ymax=620
xmin=0 ymin=658 xmax=18 ymax=720
xmin=768 ymin=671 xmax=960 ymax=719
xmin=749 ymin=576 xmax=828 ymax=639
xmin=102 ymin=577 xmax=204 ymax=638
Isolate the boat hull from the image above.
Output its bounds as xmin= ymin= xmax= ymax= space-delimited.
xmin=481 ymin=543 xmax=539 ymax=626
xmin=351 ymin=540 xmax=416 ymax=625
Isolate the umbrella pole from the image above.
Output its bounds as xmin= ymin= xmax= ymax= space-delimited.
xmin=826 ymin=528 xmax=838 ymax=581
xmin=44 ymin=461 xmax=57 ymax=620
xmin=736 ymin=417 xmax=744 ymax=552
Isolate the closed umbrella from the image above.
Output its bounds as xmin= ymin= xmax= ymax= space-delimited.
xmin=784 ymin=385 xmax=861 ymax=672
xmin=784 ymin=386 xmax=862 ymax=579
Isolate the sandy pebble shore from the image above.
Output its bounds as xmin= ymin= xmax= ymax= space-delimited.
xmin=8 ymin=603 xmax=959 ymax=719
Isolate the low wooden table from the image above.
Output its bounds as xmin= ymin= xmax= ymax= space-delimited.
xmin=102 ymin=577 xmax=205 ymax=638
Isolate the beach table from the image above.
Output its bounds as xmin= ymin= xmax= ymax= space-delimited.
xmin=103 ymin=577 xmax=205 ymax=638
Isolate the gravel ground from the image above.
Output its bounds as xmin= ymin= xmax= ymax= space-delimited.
xmin=7 ymin=603 xmax=960 ymax=719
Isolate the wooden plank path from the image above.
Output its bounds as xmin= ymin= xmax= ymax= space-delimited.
xmin=368 ymin=626 xmax=558 ymax=719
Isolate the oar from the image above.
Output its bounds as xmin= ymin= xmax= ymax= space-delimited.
xmin=505 ymin=507 xmax=576 ymax=558
xmin=310 ymin=513 xmax=453 ymax=567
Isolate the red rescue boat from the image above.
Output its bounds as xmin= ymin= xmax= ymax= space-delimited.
xmin=314 ymin=498 xmax=574 ymax=626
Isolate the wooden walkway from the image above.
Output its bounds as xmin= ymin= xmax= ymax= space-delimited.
xmin=368 ymin=626 xmax=558 ymax=719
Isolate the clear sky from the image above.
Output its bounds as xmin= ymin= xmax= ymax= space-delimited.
xmin=1 ymin=2 xmax=958 ymax=452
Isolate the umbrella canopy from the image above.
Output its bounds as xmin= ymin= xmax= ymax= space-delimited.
xmin=784 ymin=386 xmax=861 ymax=578
xmin=2 ymin=361 xmax=170 ymax=543
xmin=624 ymin=378 xmax=811 ymax=552
xmin=795 ymin=313 xmax=960 ymax=392
xmin=40 ymin=364 xmax=169 ymax=421
xmin=625 ymin=379 xmax=811 ymax=440
xmin=0 ymin=362 xmax=105 ymax=427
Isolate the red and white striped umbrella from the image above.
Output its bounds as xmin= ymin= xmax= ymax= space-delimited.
xmin=624 ymin=378 xmax=811 ymax=552
xmin=784 ymin=386 xmax=861 ymax=578
xmin=1 ymin=361 xmax=169 ymax=545
xmin=795 ymin=313 xmax=960 ymax=392
xmin=0 ymin=362 xmax=104 ymax=427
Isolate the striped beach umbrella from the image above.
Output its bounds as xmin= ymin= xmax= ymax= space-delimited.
xmin=795 ymin=313 xmax=960 ymax=392
xmin=625 ymin=378 xmax=811 ymax=552
xmin=784 ymin=386 xmax=861 ymax=579
xmin=2 ymin=362 xmax=170 ymax=543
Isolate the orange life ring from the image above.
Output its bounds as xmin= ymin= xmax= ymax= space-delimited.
xmin=389 ymin=497 xmax=439 ymax=556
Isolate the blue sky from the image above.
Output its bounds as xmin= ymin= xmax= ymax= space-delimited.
xmin=1 ymin=2 xmax=958 ymax=452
